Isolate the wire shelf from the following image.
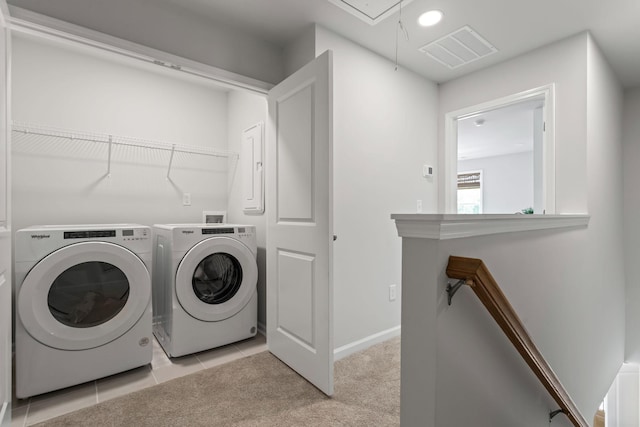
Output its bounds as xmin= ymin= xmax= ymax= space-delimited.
xmin=11 ymin=121 xmax=238 ymax=178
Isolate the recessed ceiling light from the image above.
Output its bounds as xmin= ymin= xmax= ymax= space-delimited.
xmin=418 ymin=10 xmax=443 ymax=27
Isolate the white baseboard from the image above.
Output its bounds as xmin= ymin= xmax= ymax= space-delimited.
xmin=333 ymin=325 xmax=401 ymax=361
xmin=256 ymin=323 xmax=400 ymax=360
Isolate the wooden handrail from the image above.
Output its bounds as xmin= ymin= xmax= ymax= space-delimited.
xmin=446 ymin=256 xmax=589 ymax=427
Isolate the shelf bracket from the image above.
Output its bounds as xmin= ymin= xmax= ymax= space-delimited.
xmin=549 ymin=408 xmax=565 ymax=423
xmin=167 ymin=144 xmax=176 ymax=180
xmin=446 ymin=279 xmax=467 ymax=306
xmin=107 ymin=135 xmax=113 ymax=177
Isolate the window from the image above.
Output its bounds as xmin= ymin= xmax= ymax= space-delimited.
xmin=457 ymin=171 xmax=482 ymax=214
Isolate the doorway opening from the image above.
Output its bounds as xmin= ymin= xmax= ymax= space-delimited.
xmin=444 ymin=85 xmax=555 ymax=214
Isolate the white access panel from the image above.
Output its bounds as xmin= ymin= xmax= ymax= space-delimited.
xmin=242 ymin=122 xmax=264 ymax=214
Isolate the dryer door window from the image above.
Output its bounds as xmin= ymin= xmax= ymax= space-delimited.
xmin=192 ymin=253 xmax=243 ymax=305
xmin=48 ymin=261 xmax=130 ymax=328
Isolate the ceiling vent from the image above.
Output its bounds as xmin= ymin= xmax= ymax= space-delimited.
xmin=419 ymin=26 xmax=498 ymax=69
xmin=327 ymin=0 xmax=415 ymax=25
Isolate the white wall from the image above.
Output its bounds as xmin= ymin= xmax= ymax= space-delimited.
xmin=585 ymin=32 xmax=625 ymax=393
xmin=0 ymin=230 xmax=9 ymax=426
xmin=427 ymin=32 xmax=625 ymax=422
xmin=7 ymin=0 xmax=284 ymax=84
xmin=284 ymin=25 xmax=315 ymax=78
xmin=0 ymin=9 xmax=10 ymax=423
xmin=400 ymin=235 xmax=579 ymax=427
xmin=458 ymin=151 xmax=534 ymax=213
xmin=432 ymin=229 xmax=614 ymax=426
xmin=0 ymin=7 xmax=13 ymax=427
xmin=226 ymin=91 xmax=268 ymax=330
xmin=439 ymin=33 xmax=589 ymax=215
xmin=12 ymin=34 xmax=230 ymax=231
xmin=314 ymin=26 xmax=438 ymax=350
xmin=623 ymin=87 xmax=640 ymax=363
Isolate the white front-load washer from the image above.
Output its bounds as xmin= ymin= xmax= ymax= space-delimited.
xmin=152 ymin=224 xmax=258 ymax=357
xmin=14 ymin=224 xmax=153 ymax=399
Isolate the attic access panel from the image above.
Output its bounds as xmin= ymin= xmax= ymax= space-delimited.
xmin=328 ymin=0 xmax=415 ymax=25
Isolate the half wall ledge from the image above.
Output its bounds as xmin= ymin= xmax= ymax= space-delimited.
xmin=391 ymin=214 xmax=590 ymax=240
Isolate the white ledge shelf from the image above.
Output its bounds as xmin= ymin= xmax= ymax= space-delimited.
xmin=391 ymin=214 xmax=590 ymax=240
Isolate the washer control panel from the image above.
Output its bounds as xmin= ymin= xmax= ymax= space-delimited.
xmin=122 ymin=228 xmax=149 ymax=241
xmin=236 ymin=227 xmax=253 ymax=239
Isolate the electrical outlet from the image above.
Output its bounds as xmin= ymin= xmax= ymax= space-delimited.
xmin=389 ymin=284 xmax=397 ymax=301
xmin=416 ymin=199 xmax=423 ymax=213
xmin=183 ymin=193 xmax=191 ymax=206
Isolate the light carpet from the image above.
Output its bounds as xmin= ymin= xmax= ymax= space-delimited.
xmin=35 ymin=337 xmax=400 ymax=426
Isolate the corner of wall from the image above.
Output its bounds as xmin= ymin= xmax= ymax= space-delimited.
xmin=283 ymin=24 xmax=316 ymax=78
xmin=306 ymin=24 xmax=438 ymax=350
xmin=622 ymin=90 xmax=640 ymax=364
xmin=225 ymin=90 xmax=268 ymax=327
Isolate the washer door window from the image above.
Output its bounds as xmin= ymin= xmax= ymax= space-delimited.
xmin=193 ymin=253 xmax=242 ymax=305
xmin=48 ymin=261 xmax=130 ymax=328
xmin=18 ymin=241 xmax=150 ymax=351
xmin=176 ymin=237 xmax=257 ymax=322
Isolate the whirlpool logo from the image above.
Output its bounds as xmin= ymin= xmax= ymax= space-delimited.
xmin=31 ymin=234 xmax=51 ymax=240
xmin=181 ymin=230 xmax=194 ymax=234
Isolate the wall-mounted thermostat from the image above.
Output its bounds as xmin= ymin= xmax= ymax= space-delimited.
xmin=422 ymin=164 xmax=434 ymax=177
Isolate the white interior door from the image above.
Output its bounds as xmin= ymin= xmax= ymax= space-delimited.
xmin=266 ymin=51 xmax=334 ymax=396
xmin=0 ymin=1 xmax=10 ymax=425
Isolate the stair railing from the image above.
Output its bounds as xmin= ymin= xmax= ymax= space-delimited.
xmin=446 ymin=256 xmax=589 ymax=427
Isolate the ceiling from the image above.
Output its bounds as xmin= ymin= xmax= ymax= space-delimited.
xmin=6 ymin=0 xmax=640 ymax=88
xmin=458 ymin=99 xmax=543 ymax=160
xmin=140 ymin=0 xmax=640 ymax=88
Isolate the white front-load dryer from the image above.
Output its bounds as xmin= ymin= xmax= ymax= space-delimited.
xmin=152 ymin=224 xmax=258 ymax=357
xmin=14 ymin=225 xmax=153 ymax=399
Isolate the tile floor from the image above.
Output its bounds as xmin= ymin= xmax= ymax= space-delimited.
xmin=11 ymin=333 xmax=267 ymax=426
